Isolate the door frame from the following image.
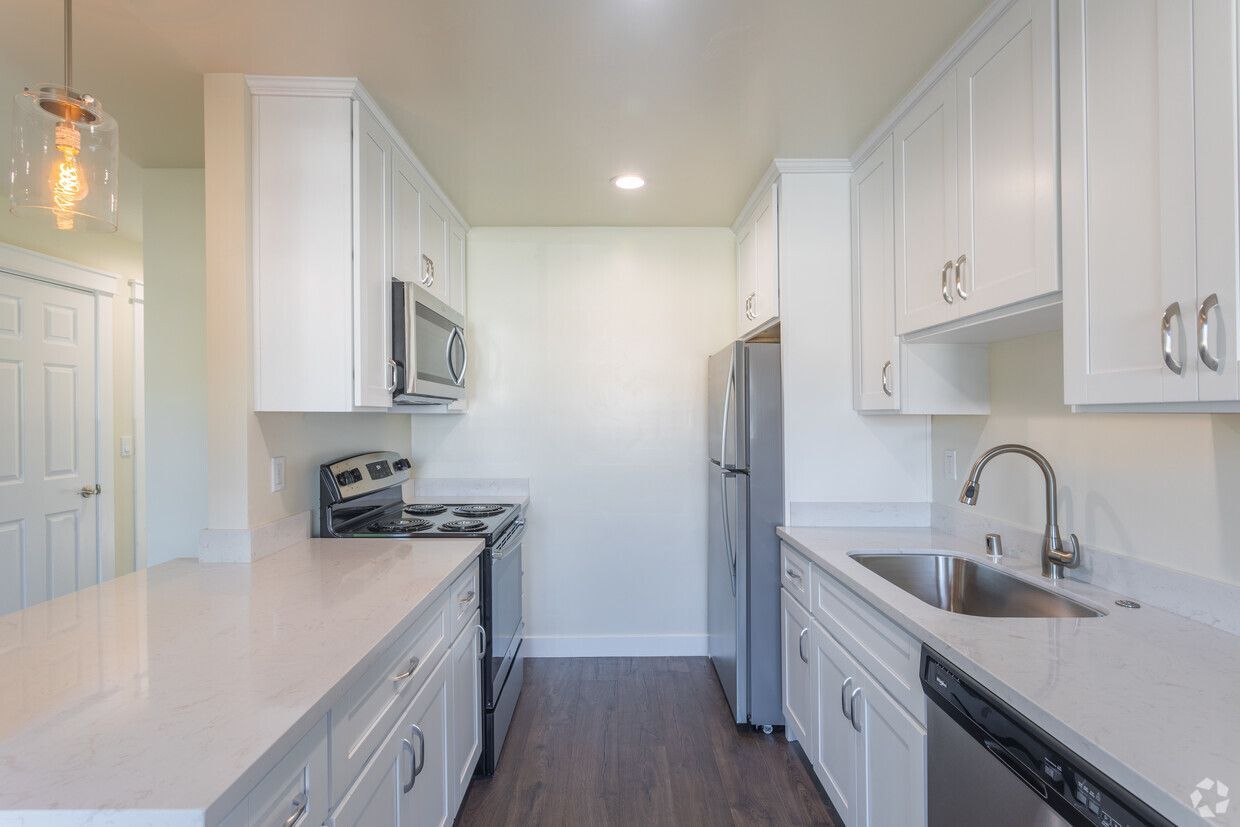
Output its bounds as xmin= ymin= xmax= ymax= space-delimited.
xmin=0 ymin=241 xmax=118 ymax=584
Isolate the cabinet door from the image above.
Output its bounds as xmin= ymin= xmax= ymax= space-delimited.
xmin=392 ymin=153 xmax=424 ymax=287
xmin=852 ymin=137 xmax=900 ymax=411
xmin=852 ymin=670 xmax=927 ymax=827
xmin=403 ymin=654 xmax=453 ymax=827
xmin=1061 ymin=0 xmax=1199 ymax=404
xmin=330 ymin=731 xmax=401 ymax=826
xmin=751 ymin=183 xmax=780 ymax=330
xmin=736 ymin=221 xmax=758 ymax=335
xmin=781 ymin=591 xmax=815 ymax=760
xmin=354 ymin=101 xmax=395 ymax=408
xmin=449 ymin=612 xmax=482 ymax=809
xmin=811 ymin=620 xmax=860 ymax=827
xmin=1194 ymin=0 xmax=1240 ymax=401
xmin=894 ymin=72 xmax=959 ymax=334
xmin=955 ymin=0 xmax=1058 ymax=317
xmin=421 ymin=191 xmax=451 ymax=304
xmin=449 ymin=221 xmax=467 ymax=314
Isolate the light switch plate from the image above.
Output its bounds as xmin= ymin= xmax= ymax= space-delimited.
xmin=119 ymin=435 xmax=133 ymax=457
xmin=944 ymin=450 xmax=957 ymax=481
xmin=271 ymin=456 xmax=286 ymax=492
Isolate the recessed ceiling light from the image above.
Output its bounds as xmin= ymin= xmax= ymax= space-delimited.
xmin=612 ymin=174 xmax=645 ymax=190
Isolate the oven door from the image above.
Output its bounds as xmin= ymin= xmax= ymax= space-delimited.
xmin=392 ymin=280 xmax=466 ymax=403
xmin=485 ymin=518 xmax=525 ymax=709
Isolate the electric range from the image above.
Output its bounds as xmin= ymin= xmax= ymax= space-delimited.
xmin=318 ymin=451 xmax=525 ymax=777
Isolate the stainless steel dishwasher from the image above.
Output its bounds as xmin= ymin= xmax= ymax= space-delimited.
xmin=922 ymin=647 xmax=1173 ymax=827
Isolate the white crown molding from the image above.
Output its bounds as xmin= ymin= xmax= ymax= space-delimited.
xmin=731 ymin=158 xmax=852 ymax=233
xmin=0 ymin=241 xmax=119 ymax=295
xmin=849 ymin=0 xmax=1018 ymax=168
xmin=244 ymin=75 xmax=470 ymax=230
xmin=128 ymin=279 xmax=144 ymax=304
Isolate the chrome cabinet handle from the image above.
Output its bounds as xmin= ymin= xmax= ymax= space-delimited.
xmin=282 ymin=795 xmax=307 ymax=827
xmin=880 ymin=360 xmax=893 ymax=397
xmin=79 ymin=484 xmax=101 ymax=498
xmin=458 ymin=589 xmax=476 ymax=605
xmin=385 ymin=357 xmax=399 ymax=392
xmin=476 ymin=623 xmax=487 ymax=660
xmin=1161 ymin=302 xmax=1184 ymax=375
xmin=410 ymin=723 xmax=426 ymax=780
xmin=1198 ymin=293 xmax=1221 ymax=372
xmin=797 ymin=627 xmax=809 ymax=664
xmin=421 ymin=253 xmax=434 ymax=286
xmin=941 ymin=261 xmax=955 ymax=304
xmin=953 ymin=254 xmax=969 ymax=300
xmin=849 ymin=687 xmax=864 ymax=732
xmin=840 ymin=676 xmax=854 ymax=719
xmin=390 ymin=656 xmax=420 ymax=683
xmin=784 ymin=566 xmax=802 ymax=582
xmin=745 ymin=292 xmax=757 ymax=320
xmin=401 ymin=738 xmax=416 ymax=794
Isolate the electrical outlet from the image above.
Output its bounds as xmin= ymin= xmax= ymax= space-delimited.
xmin=271 ymin=456 xmax=286 ymax=492
xmin=944 ymin=450 xmax=958 ymax=481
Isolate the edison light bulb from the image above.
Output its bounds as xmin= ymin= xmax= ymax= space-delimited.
xmin=49 ymin=120 xmax=89 ymax=230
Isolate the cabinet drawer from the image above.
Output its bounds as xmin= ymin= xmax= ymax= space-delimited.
xmin=330 ymin=593 xmax=450 ymax=803
xmin=220 ymin=715 xmax=328 ymax=827
xmin=780 ymin=543 xmax=813 ymax=610
xmin=448 ymin=560 xmax=480 ymax=641
xmin=811 ymin=565 xmax=925 ymax=724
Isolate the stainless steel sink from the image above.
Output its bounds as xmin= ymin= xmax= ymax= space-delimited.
xmin=848 ymin=552 xmax=1105 ymax=618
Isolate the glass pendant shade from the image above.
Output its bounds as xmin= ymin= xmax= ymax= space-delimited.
xmin=10 ymin=84 xmax=119 ymax=232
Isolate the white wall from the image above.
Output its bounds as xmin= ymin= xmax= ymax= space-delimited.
xmin=143 ymin=170 xmax=209 ymax=564
xmin=409 ymin=227 xmax=736 ymax=655
xmin=779 ymin=173 xmax=931 ymax=519
xmin=933 ymin=332 xmax=1240 ymax=587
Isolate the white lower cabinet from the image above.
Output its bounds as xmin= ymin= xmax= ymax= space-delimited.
xmin=790 ymin=568 xmax=927 ymax=827
xmin=449 ymin=611 xmax=483 ymax=811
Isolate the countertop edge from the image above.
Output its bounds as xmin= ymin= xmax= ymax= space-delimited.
xmin=775 ymin=526 xmax=1196 ymax=826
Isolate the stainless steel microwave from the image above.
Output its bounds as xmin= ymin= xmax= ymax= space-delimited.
xmin=391 ymin=280 xmax=467 ymax=403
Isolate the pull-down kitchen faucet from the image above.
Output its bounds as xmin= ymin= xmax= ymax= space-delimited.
xmin=959 ymin=444 xmax=1081 ymax=580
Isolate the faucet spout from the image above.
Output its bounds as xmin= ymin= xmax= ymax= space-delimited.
xmin=957 ymin=444 xmax=1081 ymax=579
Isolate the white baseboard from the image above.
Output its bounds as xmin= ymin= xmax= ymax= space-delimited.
xmin=521 ymin=633 xmax=708 ymax=658
xmin=200 ymin=511 xmax=311 ymax=563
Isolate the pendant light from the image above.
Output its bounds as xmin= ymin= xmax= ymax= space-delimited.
xmin=9 ymin=0 xmax=119 ymax=232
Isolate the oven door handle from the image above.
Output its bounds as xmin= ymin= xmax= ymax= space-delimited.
xmin=491 ymin=519 xmax=526 ymax=560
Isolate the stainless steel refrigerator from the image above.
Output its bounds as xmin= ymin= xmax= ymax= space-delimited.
xmin=707 ymin=341 xmax=784 ymax=728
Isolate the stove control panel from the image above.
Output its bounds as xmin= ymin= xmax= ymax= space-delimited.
xmin=321 ymin=451 xmax=412 ymax=503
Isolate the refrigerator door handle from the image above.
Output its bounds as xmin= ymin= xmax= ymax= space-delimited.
xmin=720 ymin=470 xmax=737 ymax=595
xmin=719 ymin=347 xmax=736 ymax=469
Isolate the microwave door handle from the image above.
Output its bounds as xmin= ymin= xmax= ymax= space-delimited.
xmin=444 ymin=326 xmax=460 ymax=385
xmin=403 ymin=281 xmax=417 ymax=394
xmin=454 ymin=328 xmax=468 ymax=386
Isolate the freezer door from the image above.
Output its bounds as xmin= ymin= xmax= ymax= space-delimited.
xmin=707 ymin=462 xmax=749 ymax=723
xmin=708 ymin=342 xmax=748 ymax=470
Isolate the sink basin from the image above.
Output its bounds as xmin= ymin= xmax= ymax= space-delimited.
xmin=848 ymin=552 xmax=1105 ymax=618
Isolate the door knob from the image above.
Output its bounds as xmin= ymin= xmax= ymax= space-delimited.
xmin=79 ymin=484 xmax=101 ymax=498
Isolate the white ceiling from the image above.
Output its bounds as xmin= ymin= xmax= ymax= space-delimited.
xmin=3 ymin=0 xmax=989 ymax=226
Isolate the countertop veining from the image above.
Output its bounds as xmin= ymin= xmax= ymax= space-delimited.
xmin=0 ymin=536 xmax=483 ymax=822
xmin=778 ymin=525 xmax=1240 ymax=826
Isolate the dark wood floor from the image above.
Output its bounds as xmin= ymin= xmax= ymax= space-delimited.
xmin=457 ymin=657 xmax=841 ymax=826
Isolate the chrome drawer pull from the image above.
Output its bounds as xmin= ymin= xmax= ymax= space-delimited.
xmin=881 ymin=360 xmax=893 ymax=397
xmin=784 ymin=567 xmax=802 ymax=582
xmin=941 ymin=261 xmax=955 ymax=304
xmin=953 ymin=254 xmax=969 ymax=300
xmin=1161 ymin=302 xmax=1183 ymax=375
xmin=458 ymin=589 xmax=476 ymax=605
xmin=840 ymin=676 xmax=854 ymax=719
xmin=390 ymin=656 xmax=420 ymax=683
xmin=1198 ymin=293 xmax=1221 ymax=372
xmin=849 ymin=687 xmax=864 ymax=732
xmin=401 ymin=738 xmax=416 ymax=793
xmin=797 ymin=627 xmax=809 ymax=664
xmin=282 ymin=795 xmax=306 ymax=827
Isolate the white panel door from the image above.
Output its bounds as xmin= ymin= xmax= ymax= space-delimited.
xmin=811 ymin=619 xmax=860 ymax=827
xmin=420 ymin=192 xmax=451 ymax=305
xmin=449 ymin=221 xmax=467 ymax=314
xmin=392 ymin=153 xmax=424 ymax=288
xmin=354 ymin=101 xmax=395 ymax=409
xmin=449 ymin=613 xmax=482 ymax=809
xmin=0 ymin=272 xmax=98 ymax=615
xmin=1060 ymin=0 xmax=1198 ymax=404
xmin=736 ymin=221 xmax=757 ymax=335
xmin=852 ymin=137 xmax=900 ymax=411
xmin=894 ymin=72 xmax=959 ymax=334
xmin=955 ymin=0 xmax=1058 ymax=316
xmin=852 ymin=669 xmax=927 ymax=827
xmin=750 ymin=183 xmax=780 ymax=330
xmin=402 ymin=654 xmax=452 ymax=827
xmin=781 ymin=590 xmax=815 ymax=759
xmin=1194 ymin=0 xmax=1240 ymax=401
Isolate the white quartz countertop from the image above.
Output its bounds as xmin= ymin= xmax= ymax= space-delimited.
xmin=0 ymin=536 xmax=483 ymax=823
xmin=778 ymin=525 xmax=1240 ymax=826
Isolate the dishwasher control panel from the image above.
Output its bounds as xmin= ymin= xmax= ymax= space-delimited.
xmin=921 ymin=649 xmax=1174 ymax=827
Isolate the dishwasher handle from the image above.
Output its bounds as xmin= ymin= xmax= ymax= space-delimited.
xmin=983 ymin=738 xmax=1048 ymax=800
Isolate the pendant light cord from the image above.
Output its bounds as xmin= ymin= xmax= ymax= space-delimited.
xmin=64 ymin=0 xmax=72 ymax=88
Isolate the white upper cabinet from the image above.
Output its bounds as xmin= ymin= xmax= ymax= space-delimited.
xmin=736 ymin=182 xmax=780 ymax=337
xmin=894 ymin=73 xmax=959 ymax=335
xmin=955 ymin=0 xmax=1058 ymax=316
xmin=1061 ymin=0 xmax=1240 ymax=407
xmin=249 ymin=77 xmax=469 ymax=413
xmin=893 ymin=0 xmax=1056 ymax=336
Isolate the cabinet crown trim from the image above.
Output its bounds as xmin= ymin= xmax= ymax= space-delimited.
xmin=731 ymin=158 xmax=851 ymax=233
